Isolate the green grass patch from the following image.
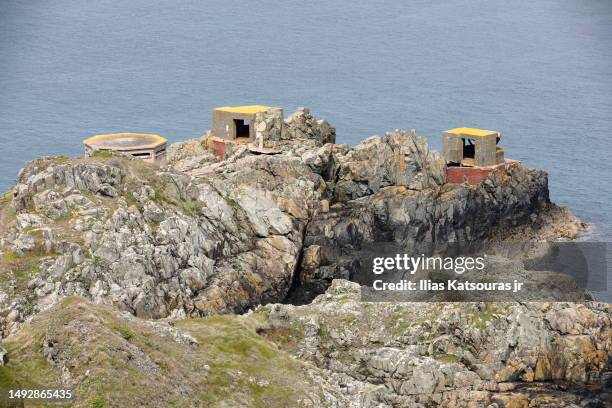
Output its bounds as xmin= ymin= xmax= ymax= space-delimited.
xmin=0 ymin=250 xmax=48 ymax=291
xmin=109 ymin=325 xmax=134 ymax=341
xmin=61 ymin=296 xmax=85 ymax=307
xmin=257 ymin=319 xmax=304 ymax=351
xmin=177 ymin=315 xmax=311 ymax=407
xmin=0 ymin=192 xmax=11 ymax=206
xmin=318 ymin=323 xmax=329 ymax=339
xmin=0 ymin=366 xmax=19 ymax=388
xmin=1 ymin=333 xmax=57 ymax=390
xmin=0 ymin=204 xmax=16 ymax=226
xmin=393 ymin=320 xmax=412 ymax=336
xmin=90 ymin=395 xmax=107 ymax=408
xmin=178 ymin=199 xmax=204 ymax=217
xmin=385 ymin=311 xmax=414 ymax=336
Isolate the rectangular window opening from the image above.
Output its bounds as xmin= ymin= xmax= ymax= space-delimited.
xmin=461 ymin=138 xmax=475 ymax=167
xmin=131 ymin=152 xmax=152 ymax=158
xmin=234 ymin=119 xmax=250 ymax=138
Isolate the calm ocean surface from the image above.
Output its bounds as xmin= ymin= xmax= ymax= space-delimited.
xmin=1 ymin=1 xmax=611 ymax=297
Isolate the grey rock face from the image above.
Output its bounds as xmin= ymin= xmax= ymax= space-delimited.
xmin=294 ymin=158 xmax=558 ymax=301
xmin=254 ymin=107 xmax=285 ymax=146
xmin=330 ymin=130 xmax=446 ymax=202
xmin=166 ymin=136 xmax=216 ymax=172
xmin=285 ymin=107 xmax=336 ymax=144
xmin=0 ymin=108 xmax=605 ymax=407
xmin=11 ymin=160 xmax=122 ymax=215
xmin=262 ymin=280 xmax=611 ymax=407
xmin=0 ymin=150 xmax=325 ymax=331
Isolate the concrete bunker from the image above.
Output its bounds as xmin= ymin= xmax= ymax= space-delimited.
xmin=443 ymin=128 xmax=513 ymax=185
xmin=209 ymin=105 xmax=284 ymax=159
xmin=83 ymin=133 xmax=168 ymax=165
xmin=443 ymin=128 xmax=504 ymax=167
xmin=212 ymin=105 xmax=280 ymax=141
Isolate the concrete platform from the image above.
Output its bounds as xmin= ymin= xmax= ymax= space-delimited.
xmin=83 ymin=133 xmax=167 ymax=165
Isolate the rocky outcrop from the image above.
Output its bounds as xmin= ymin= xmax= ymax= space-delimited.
xmin=284 ymin=107 xmax=336 ymax=145
xmin=0 ymin=108 xmax=583 ymax=336
xmin=330 ymin=130 xmax=446 ymax=201
xmin=292 ymin=137 xmax=569 ymax=301
xmin=0 ymin=297 xmax=334 ymax=408
xmin=2 ymin=283 xmax=608 ymax=407
xmin=0 ymin=153 xmax=323 ymax=330
xmin=261 ymin=280 xmax=612 ymax=407
xmin=0 ymin=108 xmax=605 ymax=407
xmin=166 ymin=136 xmax=216 ymax=172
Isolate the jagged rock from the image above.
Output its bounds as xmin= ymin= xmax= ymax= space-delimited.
xmin=166 ymin=136 xmax=216 ymax=172
xmin=254 ymin=107 xmax=284 ymax=146
xmin=15 ymin=213 xmax=44 ymax=230
xmin=259 ymin=279 xmax=611 ymax=407
xmin=285 ymin=107 xmax=336 ymax=144
xmin=331 ymin=130 xmax=446 ymax=201
xmin=291 ymin=159 xmax=563 ymax=299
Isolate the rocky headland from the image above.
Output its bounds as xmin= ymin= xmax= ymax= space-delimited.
xmin=0 ymin=108 xmax=608 ymax=407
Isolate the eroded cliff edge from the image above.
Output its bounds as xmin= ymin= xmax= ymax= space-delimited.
xmin=0 ymin=108 xmax=607 ymax=407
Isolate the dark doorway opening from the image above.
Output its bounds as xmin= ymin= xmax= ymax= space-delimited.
xmin=462 ymin=138 xmax=475 ymax=166
xmin=234 ymin=119 xmax=250 ymax=138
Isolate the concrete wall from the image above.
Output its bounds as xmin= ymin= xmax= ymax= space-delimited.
xmin=208 ymin=137 xmax=235 ymax=160
xmin=474 ymin=134 xmax=497 ymax=166
xmin=212 ymin=110 xmax=257 ymax=141
xmin=443 ymin=132 xmax=463 ymax=164
xmin=496 ymin=147 xmax=505 ymax=164
xmin=85 ymin=145 xmax=166 ymax=166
